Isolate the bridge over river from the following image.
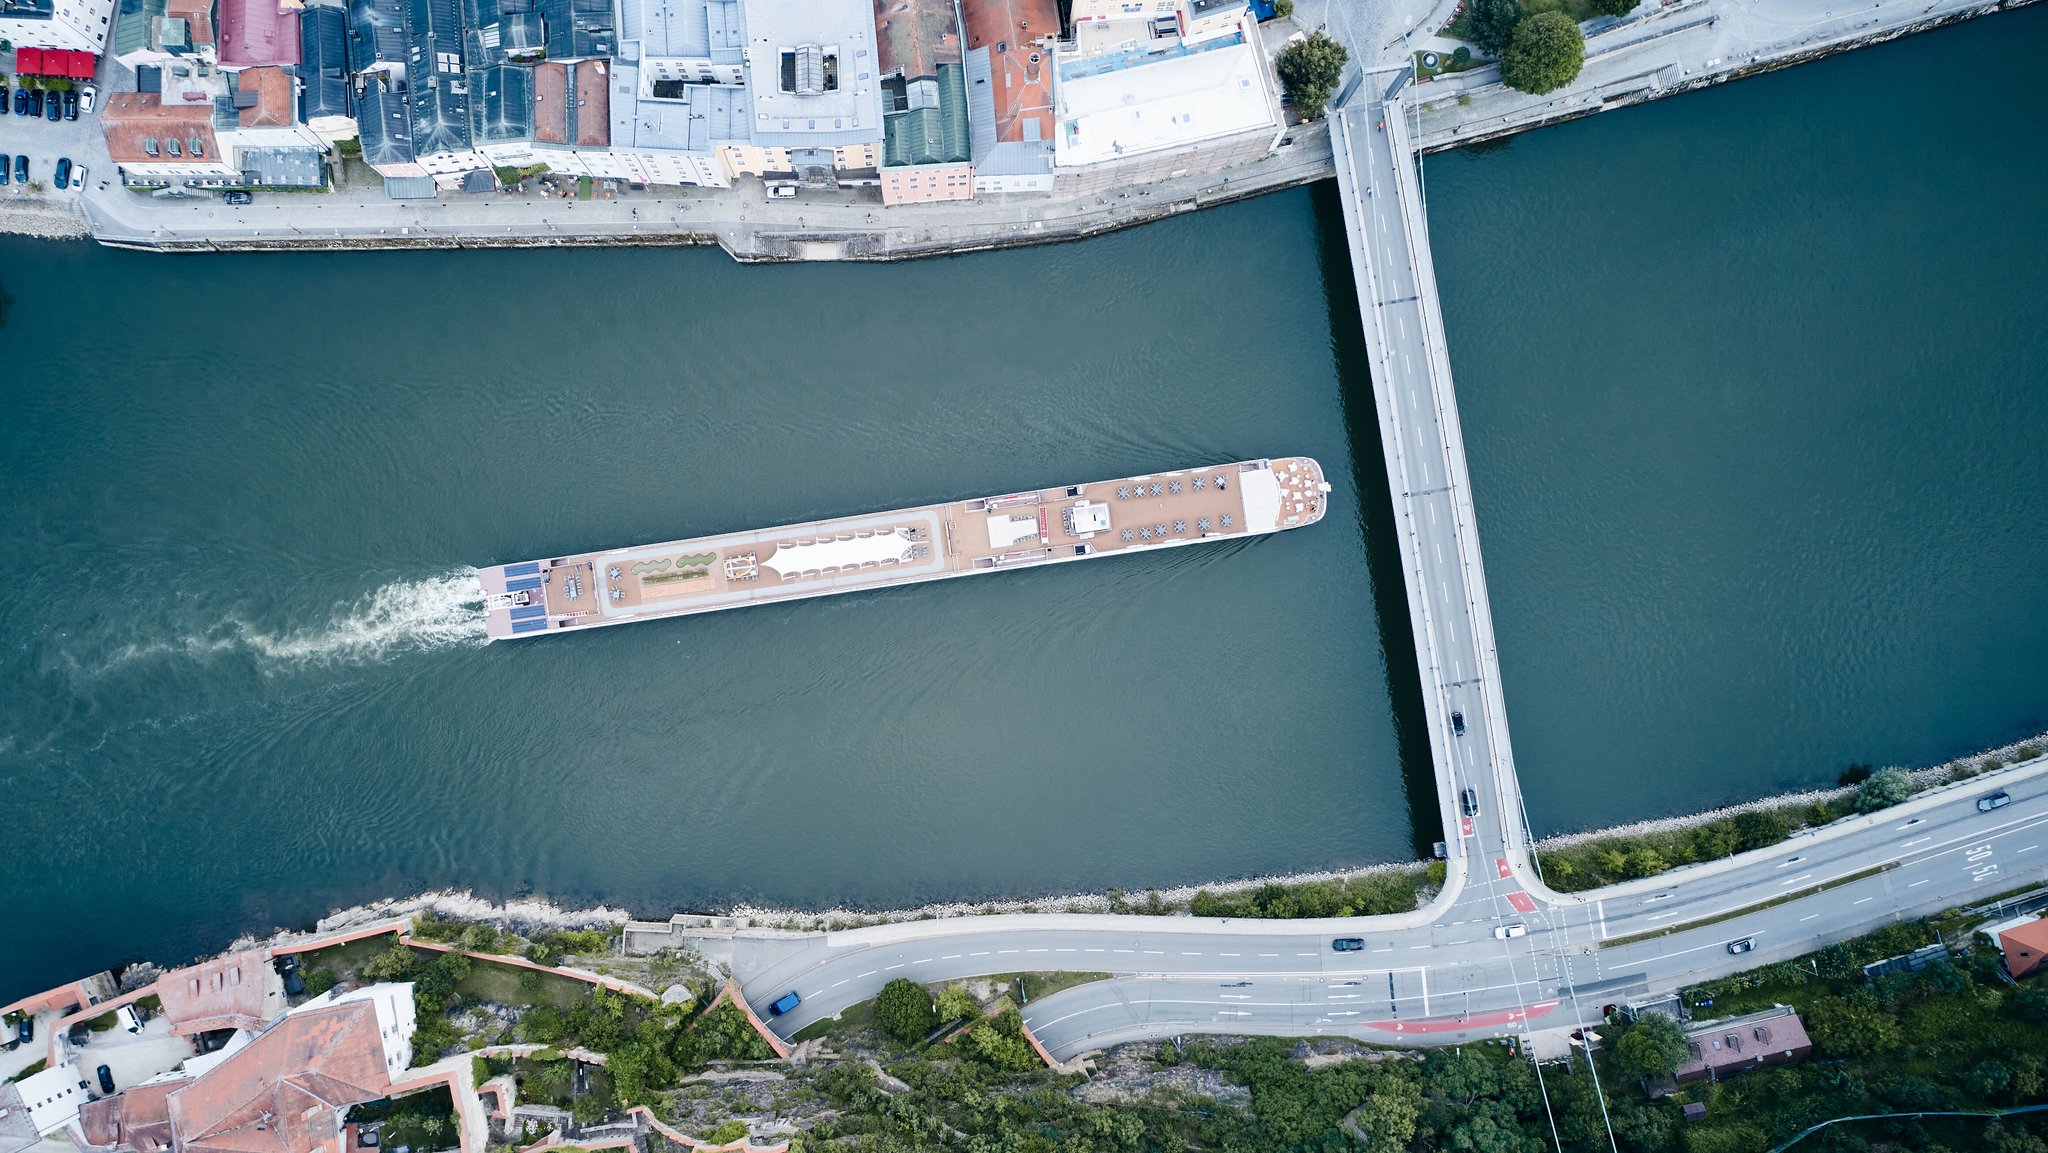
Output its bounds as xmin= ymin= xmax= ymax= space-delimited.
xmin=710 ymin=76 xmax=2048 ymax=1060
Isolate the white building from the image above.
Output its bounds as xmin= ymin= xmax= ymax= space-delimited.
xmin=0 ymin=0 xmax=117 ymax=53
xmin=0 ymin=1062 xmax=90 ymax=1146
xmin=1051 ymin=0 xmax=1277 ymax=171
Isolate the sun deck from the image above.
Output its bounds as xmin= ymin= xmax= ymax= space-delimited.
xmin=479 ymin=456 xmax=1330 ymax=639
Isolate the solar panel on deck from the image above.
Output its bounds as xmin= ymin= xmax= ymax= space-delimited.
xmin=503 ymin=561 xmax=540 ymax=575
xmin=509 ymin=604 xmax=546 ymax=620
xmin=510 ymin=618 xmax=547 ymax=633
xmin=505 ymin=576 xmax=543 ymax=592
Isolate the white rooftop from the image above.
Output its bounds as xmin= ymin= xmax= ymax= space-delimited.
xmin=739 ymin=0 xmax=881 ymax=146
xmin=1053 ymin=36 xmax=1276 ymax=168
xmin=11 ymin=1063 xmax=87 ymax=1137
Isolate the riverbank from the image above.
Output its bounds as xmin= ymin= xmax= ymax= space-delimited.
xmin=0 ymin=198 xmax=89 ymax=241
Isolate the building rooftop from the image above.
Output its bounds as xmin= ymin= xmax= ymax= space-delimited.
xmin=157 ymin=950 xmax=275 ymax=1036
xmin=100 ymin=92 xmax=228 ymax=164
xmin=534 ymin=59 xmax=571 ymax=143
xmin=1052 ymin=33 xmax=1272 ymax=167
xmin=621 ymin=0 xmax=744 ymax=61
xmin=406 ymin=0 xmax=474 ymax=157
xmin=218 ymin=0 xmax=299 ymax=66
xmin=236 ymin=65 xmax=296 ymax=126
xmin=1996 ymin=915 xmax=2048 ymax=979
xmin=77 ymin=1077 xmax=187 ymax=1153
xmin=299 ymin=5 xmax=353 ymax=123
xmin=164 ymin=1001 xmax=393 ymax=1153
xmin=165 ymin=0 xmax=214 ymax=46
xmin=960 ymin=0 xmax=1055 ymax=149
xmin=540 ymin=0 xmax=615 ymax=58
xmin=1673 ymin=1007 xmax=1813 ymax=1085
xmin=0 ymin=1084 xmax=44 ymax=1153
xmin=574 ymin=58 xmax=612 ymax=145
xmin=346 ymin=0 xmax=408 ymax=66
xmin=739 ymin=0 xmax=881 ymax=146
xmin=876 ymin=0 xmax=967 ymax=168
xmin=471 ymin=62 xmax=536 ymax=143
xmin=609 ymin=58 xmax=745 ymax=152
xmin=355 ymin=71 xmax=416 ymax=166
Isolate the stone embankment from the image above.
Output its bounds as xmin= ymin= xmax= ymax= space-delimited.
xmin=0 ymin=198 xmax=90 ymax=241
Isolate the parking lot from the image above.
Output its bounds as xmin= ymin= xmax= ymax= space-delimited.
xmin=0 ymin=71 xmax=110 ymax=196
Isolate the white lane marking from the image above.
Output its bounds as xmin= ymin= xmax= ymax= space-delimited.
xmin=914 ymin=958 xmax=931 ymax=964
xmin=1028 ymin=948 xmax=1049 ymax=953
xmin=1853 ymin=897 xmax=1875 ymax=905
xmin=858 ymin=970 xmax=876 ymax=978
xmin=1909 ymin=879 xmax=1931 ymax=887
xmin=1114 ymin=949 xmax=1134 ymax=954
xmin=1296 ymin=952 xmax=1317 ymax=957
xmin=1219 ymin=953 xmax=1240 ymax=958
xmin=1144 ymin=950 xmax=1165 ymax=955
xmin=1372 ymin=947 xmax=1394 ymax=953
xmin=1900 ymin=837 xmax=1931 ymax=848
xmin=998 ymin=949 xmax=1019 ymax=955
xmin=885 ymin=964 xmax=903 ymax=971
xmin=1799 ymin=914 xmax=1819 ymax=922
xmin=1085 ymin=948 xmax=1105 ymax=953
xmin=1182 ymin=952 xmax=1203 ymax=957
xmin=1434 ymin=541 xmax=1443 ymax=563
xmin=1429 ymin=504 xmax=1437 ymax=525
xmin=1408 ymin=944 xmax=1431 ymax=950
xmin=970 ymin=951 xmax=990 ymax=957
xmin=831 ymin=980 xmax=848 ymax=988
xmin=1259 ymin=953 xmax=1279 ymax=958
xmin=2021 ymin=845 xmax=2040 ymax=853
xmin=1398 ymin=316 xmax=1408 ymax=339
xmin=1328 ymin=1011 xmax=1359 ymax=1018
xmin=1055 ymin=948 xmax=1075 ymax=953
xmin=1778 ymin=873 xmax=1813 ymax=887
xmin=1647 ymin=911 xmax=1682 ymax=922
xmin=941 ymin=955 xmax=960 ymax=961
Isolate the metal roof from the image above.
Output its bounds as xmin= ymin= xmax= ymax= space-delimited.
xmin=470 ymin=62 xmax=535 ymax=142
xmin=299 ymin=4 xmax=354 ymax=122
xmin=882 ymin=61 xmax=969 ymax=168
xmin=355 ymin=72 xmax=416 ymax=165
xmin=405 ymin=0 xmax=474 ymax=156
xmin=540 ymin=0 xmax=614 ymax=59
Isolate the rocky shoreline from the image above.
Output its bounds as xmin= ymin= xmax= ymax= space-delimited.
xmin=0 ymin=198 xmax=90 ymax=241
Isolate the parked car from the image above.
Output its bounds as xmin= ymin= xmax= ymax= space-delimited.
xmin=14 ymin=89 xmax=29 ymax=116
xmin=769 ymin=991 xmax=801 ymax=1017
xmin=46 ymin=94 xmax=61 ymax=122
xmin=1727 ymin=937 xmax=1755 ymax=955
xmin=53 ymin=158 xmax=71 ymax=188
xmin=1493 ymin=924 xmax=1527 ymax=940
xmin=766 ymin=183 xmax=798 ymax=199
xmin=68 ymin=1022 xmax=89 ymax=1046
xmin=64 ymin=89 xmax=78 ymax=120
xmin=80 ymin=85 xmax=97 ymax=114
xmin=1460 ymin=787 xmax=1479 ymax=817
xmin=1331 ymin=937 xmax=1366 ymax=952
xmin=1979 ymin=791 xmax=2013 ymax=812
xmin=72 ymin=164 xmax=87 ymax=189
xmin=13 ymin=155 xmax=26 ymax=184
xmin=28 ymin=89 xmax=44 ymax=117
xmin=16 ymin=1016 xmax=33 ymax=1045
xmin=0 ymin=82 xmax=8 ymax=110
xmin=96 ymin=1065 xmax=115 ymax=1094
xmin=223 ymin=190 xmax=253 ymax=205
xmin=1451 ymin=710 xmax=1465 ymax=737
xmin=0 ymin=155 xmax=9 ymax=186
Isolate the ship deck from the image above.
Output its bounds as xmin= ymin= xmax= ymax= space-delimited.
xmin=479 ymin=457 xmax=1329 ymax=639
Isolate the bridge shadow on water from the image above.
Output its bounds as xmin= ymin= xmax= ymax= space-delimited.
xmin=1308 ymin=179 xmax=1441 ymax=861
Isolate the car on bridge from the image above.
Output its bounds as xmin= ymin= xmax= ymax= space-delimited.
xmin=1331 ymin=937 xmax=1365 ymax=952
xmin=1979 ymin=791 xmax=2013 ymax=812
xmin=1451 ymin=710 xmax=1465 ymax=736
xmin=1460 ymin=788 xmax=1479 ymax=817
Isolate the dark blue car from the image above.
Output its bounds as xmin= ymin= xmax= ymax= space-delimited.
xmin=769 ymin=991 xmax=801 ymax=1016
xmin=13 ymin=89 xmax=27 ymax=116
xmin=13 ymin=155 xmax=26 ymax=185
xmin=0 ymin=155 xmax=9 ymax=186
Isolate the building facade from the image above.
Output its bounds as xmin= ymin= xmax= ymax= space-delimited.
xmin=0 ymin=0 xmax=117 ymax=53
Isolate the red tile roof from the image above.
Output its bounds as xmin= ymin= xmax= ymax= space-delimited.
xmin=166 ymin=0 xmax=216 ymax=46
xmin=218 ymin=0 xmax=303 ymax=68
xmin=166 ymin=1002 xmax=393 ymax=1153
xmin=533 ymin=61 xmax=569 ymax=145
xmin=961 ymin=0 xmax=1057 ymax=145
xmin=573 ymin=61 xmax=609 ymax=148
xmin=237 ymin=66 xmax=295 ymax=128
xmin=157 ymin=950 xmax=273 ymax=1036
xmin=2000 ymin=918 xmax=2048 ymax=979
xmin=79 ymin=1078 xmax=189 ymax=1153
xmin=99 ymin=93 xmax=228 ymax=167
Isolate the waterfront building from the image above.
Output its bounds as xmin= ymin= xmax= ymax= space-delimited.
xmin=0 ymin=0 xmax=117 ymax=54
xmin=873 ymin=0 xmax=971 ymax=204
xmin=1048 ymin=0 xmax=1279 ymax=192
xmin=217 ymin=0 xmax=300 ymax=68
xmin=110 ymin=0 xmax=209 ymax=69
xmin=99 ymin=90 xmax=244 ymax=182
xmin=718 ymin=0 xmax=882 ymax=186
xmin=595 ymin=0 xmax=745 ymax=187
xmin=0 ymin=1064 xmax=91 ymax=1153
xmin=959 ymin=0 xmax=1054 ymax=193
xmin=297 ymin=4 xmax=357 ymax=143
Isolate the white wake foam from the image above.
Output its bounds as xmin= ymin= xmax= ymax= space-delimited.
xmin=102 ymin=570 xmax=487 ymax=673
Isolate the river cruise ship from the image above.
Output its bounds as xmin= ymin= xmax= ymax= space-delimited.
xmin=479 ymin=457 xmax=1331 ymax=640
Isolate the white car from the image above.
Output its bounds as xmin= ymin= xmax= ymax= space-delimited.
xmin=80 ymin=85 xmax=96 ymax=114
xmin=1493 ymin=924 xmax=1527 ymax=940
xmin=72 ymin=164 xmax=87 ymax=189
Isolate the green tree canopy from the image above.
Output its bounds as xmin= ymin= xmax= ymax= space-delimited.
xmin=874 ymin=978 xmax=938 ymax=1045
xmin=1610 ymin=1012 xmax=1689 ymax=1081
xmin=1276 ymin=32 xmax=1350 ymax=121
xmin=1467 ymin=0 xmax=1523 ymax=56
xmin=1856 ymin=766 xmax=1914 ymax=811
xmin=1586 ymin=0 xmax=1637 ymax=17
xmin=1500 ymin=11 xmax=1585 ymax=95
xmin=1733 ymin=808 xmax=1791 ymax=851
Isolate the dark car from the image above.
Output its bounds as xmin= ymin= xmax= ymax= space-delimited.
xmin=46 ymin=95 xmax=62 ymax=122
xmin=283 ymin=969 xmax=305 ymax=996
xmin=64 ymin=89 xmax=79 ymax=120
xmin=28 ymin=89 xmax=44 ymax=117
xmin=54 ymin=158 xmax=72 ymax=188
xmin=223 ymin=191 xmax=253 ymax=205
xmin=1727 ymin=937 xmax=1755 ymax=955
xmin=1979 ymin=791 xmax=2013 ymax=812
xmin=0 ymin=155 xmax=8 ymax=186
xmin=1460 ymin=787 xmax=1479 ymax=817
xmin=16 ymin=1016 xmax=33 ymax=1045
xmin=68 ymin=1023 xmax=89 ymax=1046
xmin=13 ymin=89 xmax=27 ymax=116
xmin=13 ymin=155 xmax=26 ymax=184
xmin=769 ymin=991 xmax=801 ymax=1017
xmin=96 ymin=1065 xmax=115 ymax=1094
xmin=1331 ymin=937 xmax=1366 ymax=952
xmin=1451 ymin=710 xmax=1466 ymax=737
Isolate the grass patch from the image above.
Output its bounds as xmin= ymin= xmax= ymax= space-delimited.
xmin=1603 ymin=863 xmax=1894 ymax=948
xmin=352 ymin=1085 xmax=460 ymax=1150
xmin=999 ymin=972 xmax=1113 ymax=1002
xmin=6 ymin=1060 xmax=46 ymax=1084
xmin=791 ymin=997 xmax=875 ymax=1044
xmin=453 ymin=957 xmax=593 ymax=1009
xmin=577 ymin=175 xmax=593 ymax=201
xmin=1414 ymin=48 xmax=1484 ymax=79
xmin=296 ymin=931 xmax=404 ymax=980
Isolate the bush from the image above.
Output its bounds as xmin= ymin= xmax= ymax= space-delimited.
xmin=1610 ymin=1013 xmax=1688 ymax=1081
xmin=1501 ymin=12 xmax=1584 ymax=95
xmin=1856 ymin=766 xmax=1914 ymax=812
xmin=1586 ymin=0 xmax=1636 ymax=15
xmin=875 ymin=978 xmax=938 ymax=1045
xmin=1275 ymin=32 xmax=1349 ymax=121
xmin=1733 ymin=808 xmax=1791 ymax=851
xmin=702 ymin=1120 xmax=749 ymax=1145
xmin=934 ymin=985 xmax=980 ymax=1026
xmin=1273 ymin=0 xmax=1294 ymax=15
xmin=963 ymin=1006 xmax=1041 ymax=1071
xmin=302 ymin=968 xmax=338 ymax=997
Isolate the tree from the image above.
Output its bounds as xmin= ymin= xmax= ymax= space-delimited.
xmin=1586 ymin=0 xmax=1637 ymax=16
xmin=1466 ymin=0 xmax=1523 ymax=56
xmin=1733 ymin=808 xmax=1790 ymax=852
xmin=1276 ymin=32 xmax=1349 ymax=121
xmin=1352 ymin=1077 xmax=1424 ymax=1153
xmin=1856 ymin=766 xmax=1913 ymax=812
xmin=1610 ymin=1013 xmax=1689 ymax=1082
xmin=1500 ymin=12 xmax=1584 ymax=96
xmin=1622 ymin=847 xmax=1668 ymax=879
xmin=934 ymin=985 xmax=979 ymax=1025
xmin=874 ymin=978 xmax=938 ymax=1045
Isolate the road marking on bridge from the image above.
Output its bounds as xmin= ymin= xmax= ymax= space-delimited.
xmin=1909 ymin=879 xmax=1931 ymax=887
xmin=1800 ymin=914 xmax=1820 ymax=922
xmin=914 ymin=958 xmax=931 ymax=964
xmin=1113 ymin=949 xmax=1133 ymax=954
xmin=941 ymin=955 xmax=959 ymax=960
xmin=999 ymin=949 xmax=1019 ymax=954
xmin=1778 ymin=873 xmax=1813 ymax=887
xmin=1145 ymin=950 xmax=1165 ymax=955
xmin=1259 ymin=953 xmax=1279 ymax=958
xmin=1182 ymin=952 xmax=1203 ymax=956
xmin=1854 ymin=897 xmax=1875 ymax=905
xmin=970 ymin=951 xmax=989 ymax=957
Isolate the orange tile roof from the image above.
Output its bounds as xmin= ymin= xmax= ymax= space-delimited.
xmin=876 ymin=0 xmax=962 ymax=80
xmin=157 ymin=950 xmax=273 ymax=1036
xmin=237 ymin=66 xmax=295 ymax=128
xmin=2000 ymin=918 xmax=2048 ymax=978
xmin=166 ymin=1002 xmax=392 ymax=1153
xmin=79 ymin=1078 xmax=189 ymax=1153
xmin=166 ymin=0 xmax=215 ymax=46
xmin=533 ymin=61 xmax=569 ymax=145
xmin=961 ymin=0 xmax=1057 ymax=145
xmin=573 ymin=61 xmax=609 ymax=148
